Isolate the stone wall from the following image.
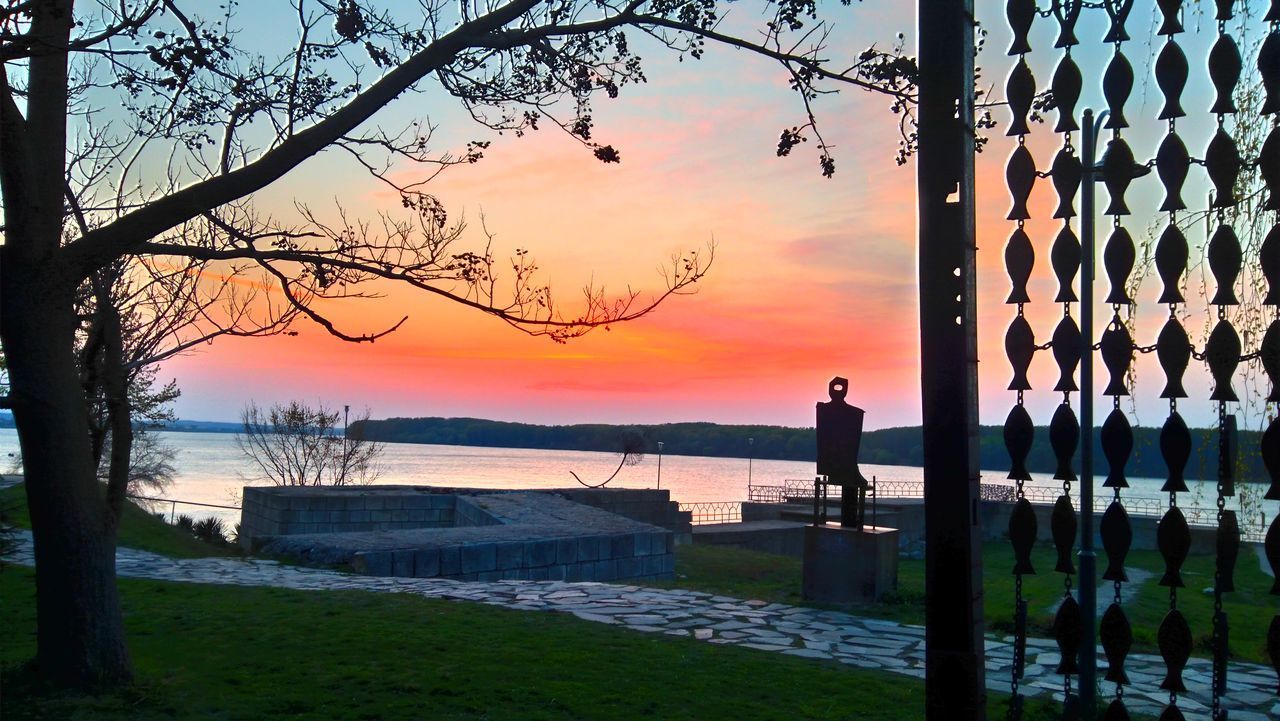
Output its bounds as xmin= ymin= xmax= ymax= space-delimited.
xmin=240 ymin=486 xmax=460 ymax=546
xmin=553 ymin=488 xmax=692 ymax=539
xmin=241 ymin=486 xmax=676 ymax=584
xmin=350 ymin=529 xmax=675 ymax=583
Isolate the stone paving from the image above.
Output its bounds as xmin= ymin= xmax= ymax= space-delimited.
xmin=4 ymin=532 xmax=1277 ymax=719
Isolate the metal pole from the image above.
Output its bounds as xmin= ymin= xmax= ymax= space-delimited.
xmin=657 ymin=441 xmax=664 ymax=490
xmin=342 ymin=404 xmax=350 ymax=486
xmin=748 ymin=437 xmax=754 ymax=486
xmin=917 ymin=0 xmax=984 ymax=717
xmin=1078 ymin=108 xmax=1105 ymax=721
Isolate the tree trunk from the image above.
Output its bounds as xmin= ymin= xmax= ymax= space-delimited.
xmin=0 ymin=266 xmax=133 ymax=688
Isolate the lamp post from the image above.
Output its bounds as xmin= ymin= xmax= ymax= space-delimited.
xmin=656 ymin=441 xmax=664 ymax=490
xmin=341 ymin=404 xmax=350 ymax=487
xmin=1080 ymin=107 xmax=1147 ymax=720
xmin=748 ymin=437 xmax=754 ymax=486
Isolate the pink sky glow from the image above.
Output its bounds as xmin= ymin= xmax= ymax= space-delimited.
xmin=162 ymin=2 xmax=1254 ymax=431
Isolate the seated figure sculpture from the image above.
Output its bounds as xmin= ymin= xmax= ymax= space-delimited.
xmin=816 ymin=376 xmax=870 ymax=529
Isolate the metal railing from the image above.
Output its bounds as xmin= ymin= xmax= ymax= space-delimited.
xmin=128 ymin=494 xmax=241 ymax=524
xmin=678 ymin=501 xmax=742 ymax=525
xmin=746 ymin=479 xmax=1269 ymax=542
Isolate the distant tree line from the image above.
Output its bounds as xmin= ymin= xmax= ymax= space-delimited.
xmin=355 ymin=417 xmax=1265 ymax=482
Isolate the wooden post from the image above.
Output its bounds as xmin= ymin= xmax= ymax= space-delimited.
xmin=916 ymin=1 xmax=986 ymax=719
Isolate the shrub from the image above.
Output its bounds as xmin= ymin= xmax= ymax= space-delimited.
xmin=192 ymin=516 xmax=227 ymax=545
xmin=175 ymin=514 xmax=195 ymax=531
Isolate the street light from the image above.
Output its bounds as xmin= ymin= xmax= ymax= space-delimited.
xmin=656 ymin=441 xmax=664 ymax=490
xmin=341 ymin=404 xmax=350 ymax=486
xmin=748 ymin=437 xmax=754 ymax=486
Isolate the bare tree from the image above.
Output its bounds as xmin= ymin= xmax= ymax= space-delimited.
xmin=237 ymin=401 xmax=382 ymax=487
xmin=0 ymin=0 xmax=916 ymax=689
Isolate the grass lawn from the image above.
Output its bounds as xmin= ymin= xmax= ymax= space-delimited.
xmin=0 ymin=565 xmax=1075 ymax=721
xmin=667 ymin=541 xmax=1279 ymax=665
xmin=0 ymin=482 xmax=235 ymax=559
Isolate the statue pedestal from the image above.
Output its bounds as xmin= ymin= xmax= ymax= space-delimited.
xmin=802 ymin=523 xmax=898 ymax=604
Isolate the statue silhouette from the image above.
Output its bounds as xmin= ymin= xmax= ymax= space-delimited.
xmin=816 ymin=376 xmax=870 ymax=529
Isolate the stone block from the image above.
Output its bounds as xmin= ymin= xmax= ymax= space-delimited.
xmin=372 ymin=510 xmax=392 ymax=522
xmin=289 ymin=497 xmax=314 ymax=510
xmin=403 ymin=495 xmax=435 ymax=510
xmin=365 ymin=497 xmax=387 ymax=510
xmin=350 ymin=510 xmax=370 ymax=523
xmin=392 ymin=550 xmax=415 ymax=577
xmin=529 ymin=566 xmax=550 ymax=581
xmin=461 ymin=543 xmax=497 ymax=573
xmin=596 ymin=536 xmax=613 ymax=560
xmin=329 ymin=510 xmax=347 ymax=522
xmin=408 ymin=509 xmax=426 ymax=523
xmin=577 ymin=536 xmax=600 ymax=562
xmin=524 ymin=540 xmax=556 ymax=567
xmin=430 ymin=495 xmax=454 ymax=509
xmin=497 ymin=542 xmax=524 ymax=570
xmin=802 ymin=524 xmax=898 ymax=603
xmin=546 ymin=564 xmax=567 ymax=581
xmin=660 ymin=554 xmax=674 ymax=574
xmin=665 ymin=533 xmax=675 ymax=553
xmin=391 ymin=510 xmax=410 ymax=523
xmin=477 ymin=570 xmax=503 ymax=581
xmin=593 ymin=559 xmax=616 ymax=580
xmin=567 ymin=563 xmax=589 ymax=582
xmin=609 ymin=534 xmax=635 ymax=559
xmin=355 ymin=551 xmax=393 ymax=576
xmin=641 ymin=555 xmax=662 ymax=576
xmin=439 ymin=547 xmax=461 ymax=576
xmin=343 ymin=496 xmax=366 ymax=510
xmin=556 ymin=538 xmax=578 ymax=564
xmin=615 ymin=556 xmax=640 ymax=579
xmin=413 ymin=549 xmax=440 ymax=577
xmin=314 ymin=523 xmax=332 ymax=533
xmin=632 ymin=530 xmax=650 ymax=558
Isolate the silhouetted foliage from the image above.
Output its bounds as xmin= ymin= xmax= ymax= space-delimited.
xmin=238 ymin=401 xmax=383 ymax=487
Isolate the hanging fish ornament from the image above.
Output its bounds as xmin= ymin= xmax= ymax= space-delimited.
xmin=1101 ymin=409 xmax=1132 ymax=489
xmin=1158 ymin=506 xmax=1190 ymax=588
xmin=1100 ymin=602 xmax=1133 ymax=684
xmin=1052 ymin=493 xmax=1078 ymax=574
xmin=1161 ymin=411 xmax=1191 ymax=493
xmin=1101 ymin=500 xmax=1132 ymax=581
xmin=1006 ymin=227 xmax=1034 ymax=303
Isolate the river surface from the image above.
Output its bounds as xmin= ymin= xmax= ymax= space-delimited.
xmin=0 ymin=428 xmax=1234 ymax=526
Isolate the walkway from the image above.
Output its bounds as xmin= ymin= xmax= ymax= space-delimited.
xmin=3 ymin=533 xmax=1277 ymax=720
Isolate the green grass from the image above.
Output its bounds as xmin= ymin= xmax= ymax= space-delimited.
xmin=0 ymin=564 xmax=1068 ymax=721
xmin=667 ymin=541 xmax=1279 ymax=665
xmin=0 ymin=483 xmax=234 ymax=559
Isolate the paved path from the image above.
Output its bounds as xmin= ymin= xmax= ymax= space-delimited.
xmin=3 ymin=533 xmax=1277 ymax=720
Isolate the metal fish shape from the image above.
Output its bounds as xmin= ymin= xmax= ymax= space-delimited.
xmin=1101 ymin=500 xmax=1131 ymax=582
xmin=1009 ymin=497 xmax=1037 ymax=575
xmin=1052 ymin=494 xmax=1077 ymax=574
xmin=1100 ymin=602 xmax=1133 ymax=685
xmin=1158 ymin=506 xmax=1190 ymax=588
xmin=1157 ymin=608 xmax=1192 ymax=692
xmin=1053 ymin=593 xmax=1082 ymax=675
xmin=1216 ymin=510 xmax=1239 ymax=593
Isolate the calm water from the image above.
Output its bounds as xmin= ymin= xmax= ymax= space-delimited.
xmin=0 ymin=428 xmax=1228 ymax=526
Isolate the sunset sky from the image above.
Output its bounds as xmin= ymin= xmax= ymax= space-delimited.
xmin=160 ymin=1 xmax=1266 ymax=431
